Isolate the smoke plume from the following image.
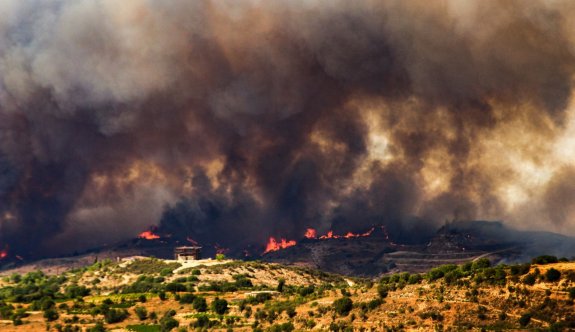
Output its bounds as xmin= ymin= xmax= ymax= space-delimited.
xmin=2 ymin=0 xmax=575 ymax=258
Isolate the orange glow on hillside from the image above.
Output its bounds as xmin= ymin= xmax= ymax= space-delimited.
xmin=264 ymin=237 xmax=297 ymax=254
xmin=309 ymin=227 xmax=379 ymax=239
xmin=138 ymin=230 xmax=160 ymax=240
xmin=262 ymin=226 xmax=387 ymax=255
xmin=304 ymin=228 xmax=317 ymax=239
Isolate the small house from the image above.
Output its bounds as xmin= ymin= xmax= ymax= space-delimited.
xmin=174 ymin=246 xmax=201 ymax=261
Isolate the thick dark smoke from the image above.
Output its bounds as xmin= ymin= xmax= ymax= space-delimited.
xmin=1 ymin=0 xmax=575 ymax=258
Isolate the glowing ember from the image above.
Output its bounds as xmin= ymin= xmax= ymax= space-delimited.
xmin=304 ymin=228 xmax=317 ymax=239
xmin=264 ymin=237 xmax=297 ymax=253
xmin=138 ymin=230 xmax=160 ymax=240
xmin=0 ymin=248 xmax=7 ymax=260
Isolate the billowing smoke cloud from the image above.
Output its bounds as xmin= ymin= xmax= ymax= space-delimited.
xmin=2 ymin=0 xmax=575 ymax=258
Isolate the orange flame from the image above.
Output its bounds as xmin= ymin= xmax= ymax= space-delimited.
xmin=319 ymin=230 xmax=334 ymax=239
xmin=138 ymin=230 xmax=160 ymax=240
xmin=304 ymin=228 xmax=317 ymax=239
xmin=264 ymin=237 xmax=296 ymax=254
xmin=310 ymin=227 xmax=377 ymax=240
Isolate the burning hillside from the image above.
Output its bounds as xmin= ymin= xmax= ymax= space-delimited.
xmin=138 ymin=230 xmax=160 ymax=240
xmin=263 ymin=226 xmax=384 ymax=254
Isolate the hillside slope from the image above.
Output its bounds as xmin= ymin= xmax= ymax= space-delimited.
xmin=0 ymin=256 xmax=574 ymax=331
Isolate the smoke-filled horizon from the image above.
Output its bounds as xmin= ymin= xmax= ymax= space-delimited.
xmin=2 ymin=0 xmax=575 ymax=258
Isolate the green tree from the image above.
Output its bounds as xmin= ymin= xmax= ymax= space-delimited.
xmin=104 ymin=308 xmax=129 ymax=324
xmin=134 ymin=306 xmax=148 ymax=320
xmin=211 ymin=298 xmax=228 ymax=315
xmin=545 ymin=268 xmax=561 ymax=282
xmin=193 ymin=297 xmax=207 ymax=312
xmin=178 ymin=293 xmax=195 ymax=304
xmin=277 ymin=278 xmax=286 ymax=292
xmin=377 ymin=284 xmax=388 ymax=299
xmin=88 ymin=321 xmax=107 ymax=332
xmin=333 ymin=297 xmax=353 ymax=316
xmin=43 ymin=308 xmax=59 ymax=322
xmin=472 ymin=258 xmax=491 ymax=270
xmin=160 ymin=316 xmax=179 ymax=332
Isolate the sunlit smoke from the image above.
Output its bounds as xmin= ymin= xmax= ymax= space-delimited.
xmin=1 ymin=0 xmax=575 ymax=259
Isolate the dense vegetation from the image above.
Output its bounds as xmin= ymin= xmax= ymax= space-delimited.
xmin=0 ymin=255 xmax=573 ymax=331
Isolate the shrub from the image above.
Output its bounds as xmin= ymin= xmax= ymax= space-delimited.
xmin=461 ymin=262 xmax=473 ymax=272
xmin=158 ymin=291 xmax=167 ymax=301
xmin=427 ymin=268 xmax=444 ymax=281
xmin=104 ymin=308 xmax=129 ymax=324
xmin=192 ymin=314 xmax=217 ymax=329
xmin=510 ymin=263 xmax=531 ymax=276
xmin=298 ymin=285 xmax=315 ymax=297
xmin=532 ymin=255 xmax=558 ymax=265
xmin=545 ymin=268 xmax=561 ymax=282
xmin=134 ymin=306 xmax=147 ymax=321
xmin=367 ymin=298 xmax=382 ymax=310
xmin=277 ymin=279 xmax=286 ymax=292
xmin=88 ymin=322 xmax=106 ymax=332
xmin=178 ymin=293 xmax=195 ymax=304
xmin=408 ymin=274 xmax=422 ymax=284
xmin=165 ymin=283 xmax=186 ymax=293
xmin=444 ymin=270 xmax=463 ymax=285
xmin=519 ymin=312 xmax=532 ymax=327
xmin=65 ymin=285 xmax=90 ymax=299
xmin=43 ymin=308 xmax=59 ymax=322
xmin=268 ymin=322 xmax=295 ymax=332
xmin=211 ymin=298 xmax=228 ymax=315
xmin=333 ymin=297 xmax=353 ymax=316
xmin=418 ymin=310 xmax=444 ymax=321
xmin=121 ymin=259 xmax=181 ymax=275
xmin=193 ymin=297 xmax=207 ymax=312
xmin=377 ymin=284 xmax=388 ymax=299
xmin=472 ymin=258 xmax=491 ymax=270
xmin=233 ymin=275 xmax=253 ymax=288
xmin=522 ymin=274 xmax=536 ymax=286
xmin=160 ymin=268 xmax=174 ymax=277
xmin=160 ymin=315 xmax=179 ymax=332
